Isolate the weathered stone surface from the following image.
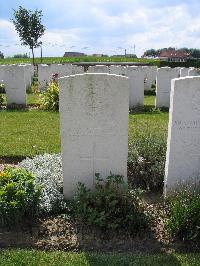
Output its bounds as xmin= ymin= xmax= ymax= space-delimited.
xmin=87 ymin=65 xmax=109 ymax=73
xmin=155 ymin=67 xmax=179 ymax=108
xmin=72 ymin=65 xmax=84 ymax=75
xmin=124 ymin=66 xmax=144 ymax=108
xmin=180 ymin=67 xmax=189 ymax=77
xmin=3 ymin=65 xmax=26 ymax=106
xmin=59 ymin=73 xmax=129 ymax=198
xmin=38 ymin=64 xmax=52 ymax=89
xmin=165 ymin=76 xmax=200 ymax=195
xmin=109 ymin=65 xmax=126 ymax=75
xmin=188 ymin=68 xmax=199 ymax=76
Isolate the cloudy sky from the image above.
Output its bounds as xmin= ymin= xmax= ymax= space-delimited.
xmin=0 ymin=0 xmax=200 ymax=57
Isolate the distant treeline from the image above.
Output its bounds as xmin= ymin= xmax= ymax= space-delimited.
xmin=0 ymin=51 xmax=4 ymax=59
xmin=143 ymin=47 xmax=200 ymax=58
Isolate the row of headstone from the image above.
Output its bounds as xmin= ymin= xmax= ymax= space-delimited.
xmin=0 ymin=63 xmax=158 ymax=108
xmin=87 ymin=65 xmax=157 ymax=108
xmin=59 ymin=72 xmax=200 ymax=198
xmin=37 ymin=64 xmax=86 ymax=89
xmin=155 ymin=67 xmax=200 ymax=108
xmin=0 ymin=64 xmax=34 ymax=106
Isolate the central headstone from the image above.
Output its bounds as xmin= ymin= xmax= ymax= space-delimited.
xmin=165 ymin=76 xmax=200 ymax=195
xmin=59 ymin=73 xmax=129 ymax=198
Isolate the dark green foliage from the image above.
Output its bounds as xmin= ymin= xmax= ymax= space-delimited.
xmin=40 ymin=81 xmax=59 ymax=111
xmin=13 ymin=53 xmax=29 ymax=58
xmin=0 ymin=94 xmax=4 ymax=108
xmin=0 ymin=167 xmax=41 ymax=227
xmin=128 ymin=132 xmax=166 ymax=191
xmin=0 ymin=82 xmax=5 ymax=93
xmin=12 ymin=6 xmax=45 ymax=64
xmin=71 ymin=174 xmax=149 ymax=233
xmin=0 ymin=51 xmax=4 ymax=59
xmin=144 ymin=88 xmax=156 ymax=96
xmin=166 ymin=188 xmax=200 ymax=241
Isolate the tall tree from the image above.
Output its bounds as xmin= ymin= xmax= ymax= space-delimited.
xmin=12 ymin=6 xmax=45 ymax=64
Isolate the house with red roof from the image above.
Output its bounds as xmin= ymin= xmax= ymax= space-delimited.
xmin=159 ymin=49 xmax=190 ymax=62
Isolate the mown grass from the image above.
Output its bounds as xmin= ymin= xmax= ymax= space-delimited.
xmin=0 ymin=110 xmax=60 ymax=157
xmin=0 ymin=95 xmax=168 ymax=158
xmin=0 ymin=56 xmax=159 ymax=65
xmin=0 ymin=250 xmax=200 ymax=266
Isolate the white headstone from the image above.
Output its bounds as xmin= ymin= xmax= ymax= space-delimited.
xmin=72 ymin=65 xmax=84 ymax=75
xmin=180 ymin=67 xmax=189 ymax=77
xmin=165 ymin=76 xmax=200 ymax=195
xmin=142 ymin=66 xmax=152 ymax=90
xmin=124 ymin=66 xmax=144 ymax=108
xmin=155 ymin=67 xmax=179 ymax=108
xmin=50 ymin=64 xmax=73 ymax=77
xmin=19 ymin=64 xmax=34 ymax=90
xmin=0 ymin=65 xmax=5 ymax=83
xmin=59 ymin=73 xmax=129 ymax=198
xmin=38 ymin=64 xmax=52 ymax=89
xmin=109 ymin=65 xmax=126 ymax=75
xmin=188 ymin=68 xmax=199 ymax=76
xmin=4 ymin=65 xmax=26 ymax=106
xmin=87 ymin=65 xmax=109 ymax=73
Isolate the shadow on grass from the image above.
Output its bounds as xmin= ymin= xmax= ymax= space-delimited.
xmin=0 ymin=156 xmax=26 ymax=164
xmin=129 ymin=105 xmax=169 ymax=116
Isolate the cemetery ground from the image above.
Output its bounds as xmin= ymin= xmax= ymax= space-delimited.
xmin=0 ymin=93 xmax=199 ymax=265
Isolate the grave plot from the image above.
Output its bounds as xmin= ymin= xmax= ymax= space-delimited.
xmin=59 ymin=73 xmax=129 ymax=198
xmin=165 ymin=76 xmax=200 ymax=195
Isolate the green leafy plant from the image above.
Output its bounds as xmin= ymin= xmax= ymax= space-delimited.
xmin=40 ymin=80 xmax=59 ymax=111
xmin=128 ymin=131 xmax=166 ymax=192
xmin=166 ymin=187 xmax=200 ymax=241
xmin=12 ymin=6 xmax=45 ymax=64
xmin=0 ymin=167 xmax=41 ymax=227
xmin=0 ymin=83 xmax=5 ymax=93
xmin=0 ymin=94 xmax=4 ymax=109
xmin=71 ymin=174 xmax=149 ymax=233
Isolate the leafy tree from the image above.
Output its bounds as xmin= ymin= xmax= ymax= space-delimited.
xmin=13 ymin=53 xmax=29 ymax=58
xmin=0 ymin=51 xmax=4 ymax=59
xmin=12 ymin=6 xmax=45 ymax=64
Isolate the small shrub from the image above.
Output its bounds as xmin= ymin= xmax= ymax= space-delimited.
xmin=0 ymin=83 xmax=5 ymax=93
xmin=0 ymin=167 xmax=41 ymax=227
xmin=19 ymin=153 xmax=64 ymax=214
xmin=0 ymin=94 xmax=4 ymax=108
xmin=128 ymin=131 xmax=166 ymax=191
xmin=166 ymin=187 xmax=200 ymax=241
xmin=144 ymin=88 xmax=156 ymax=96
xmin=71 ymin=174 xmax=149 ymax=233
xmin=40 ymin=80 xmax=59 ymax=111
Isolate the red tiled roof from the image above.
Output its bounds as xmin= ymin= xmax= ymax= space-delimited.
xmin=159 ymin=50 xmax=188 ymax=58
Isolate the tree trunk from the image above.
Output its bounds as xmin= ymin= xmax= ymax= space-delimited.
xmin=31 ymin=47 xmax=35 ymax=65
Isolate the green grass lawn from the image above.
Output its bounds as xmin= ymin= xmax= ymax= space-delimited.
xmin=0 ymin=95 xmax=168 ymax=158
xmin=0 ymin=110 xmax=60 ymax=157
xmin=0 ymin=56 xmax=160 ymax=65
xmin=144 ymin=95 xmax=155 ymax=106
xmin=0 ymin=250 xmax=199 ymax=266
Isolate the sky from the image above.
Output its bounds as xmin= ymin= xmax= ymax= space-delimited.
xmin=0 ymin=0 xmax=200 ymax=57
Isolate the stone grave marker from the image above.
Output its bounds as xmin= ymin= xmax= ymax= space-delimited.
xmin=180 ymin=67 xmax=189 ymax=77
xmin=124 ymin=66 xmax=144 ymax=108
xmin=87 ymin=65 xmax=109 ymax=73
xmin=155 ymin=67 xmax=179 ymax=108
xmin=3 ymin=65 xmax=26 ymax=106
xmin=59 ymin=73 xmax=129 ymax=198
xmin=165 ymin=76 xmax=200 ymax=195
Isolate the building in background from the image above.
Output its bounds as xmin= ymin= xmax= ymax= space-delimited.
xmin=63 ymin=52 xmax=86 ymax=57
